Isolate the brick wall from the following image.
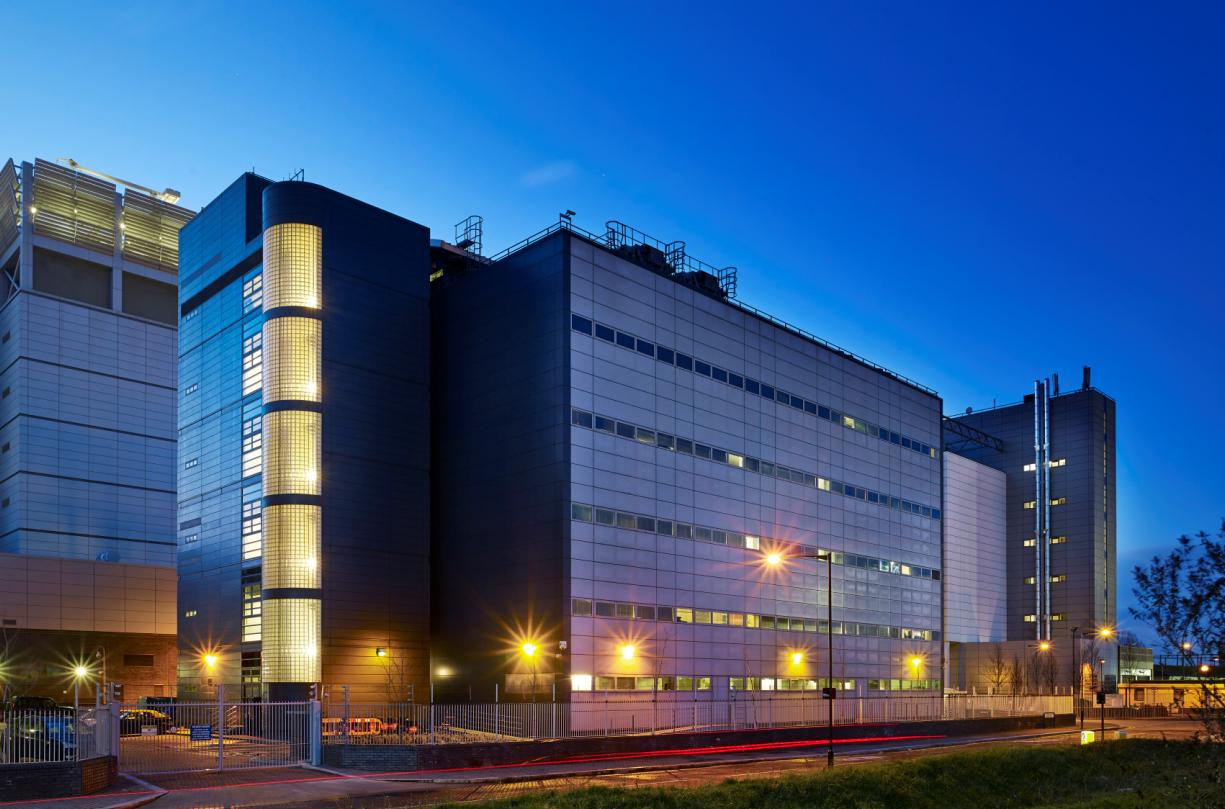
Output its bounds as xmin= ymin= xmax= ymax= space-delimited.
xmin=0 ymin=756 xmax=117 ymax=801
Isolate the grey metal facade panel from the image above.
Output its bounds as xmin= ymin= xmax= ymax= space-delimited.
xmin=566 ymin=236 xmax=944 ymax=694
xmin=942 ymin=452 xmax=1007 ymax=643
xmin=0 ymin=292 xmax=177 ymax=568
xmin=950 ymin=388 xmax=1116 ymax=639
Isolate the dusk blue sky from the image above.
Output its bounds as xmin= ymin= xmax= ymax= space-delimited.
xmin=8 ymin=3 xmax=1223 ymax=641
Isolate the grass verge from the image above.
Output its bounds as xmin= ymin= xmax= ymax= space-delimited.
xmin=439 ymin=739 xmax=1225 ymax=809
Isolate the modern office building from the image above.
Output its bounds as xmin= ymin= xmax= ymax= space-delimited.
xmin=947 ymin=376 xmax=1116 ymax=640
xmin=431 ymin=221 xmax=945 ymax=702
xmin=942 ymin=375 xmax=1119 ymax=695
xmin=176 ymin=176 xmax=431 ymax=701
xmin=0 ymin=158 xmax=187 ymax=701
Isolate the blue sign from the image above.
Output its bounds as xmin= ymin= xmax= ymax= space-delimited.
xmin=189 ymin=724 xmax=212 ymax=741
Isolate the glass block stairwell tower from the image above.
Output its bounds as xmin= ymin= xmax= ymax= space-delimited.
xmin=260 ymin=220 xmax=323 ymax=698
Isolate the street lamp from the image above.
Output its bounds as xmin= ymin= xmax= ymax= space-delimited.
xmin=71 ymin=664 xmax=90 ymax=713
xmin=763 ymin=548 xmax=835 ymax=768
xmin=620 ymin=644 xmax=635 ymax=661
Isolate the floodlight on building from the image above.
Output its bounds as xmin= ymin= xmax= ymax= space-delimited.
xmin=620 ymin=645 xmax=635 ymax=661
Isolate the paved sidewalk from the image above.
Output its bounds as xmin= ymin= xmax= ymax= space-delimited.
xmin=0 ymin=723 xmax=1098 ymax=809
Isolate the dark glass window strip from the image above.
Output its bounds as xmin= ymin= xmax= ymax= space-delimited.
xmin=569 ymin=502 xmax=940 ymax=581
xmin=571 ymin=313 xmax=937 ymax=460
xmin=570 ymin=407 xmax=942 ymax=521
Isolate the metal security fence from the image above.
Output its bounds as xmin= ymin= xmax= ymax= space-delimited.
xmin=322 ymin=694 xmax=1074 ymax=746
xmin=118 ymin=700 xmax=315 ymax=774
xmin=0 ymin=706 xmax=113 ymax=764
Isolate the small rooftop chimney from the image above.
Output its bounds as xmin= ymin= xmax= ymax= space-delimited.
xmin=1052 ymin=373 xmax=1060 ymax=396
xmin=1082 ymin=366 xmax=1091 ymax=390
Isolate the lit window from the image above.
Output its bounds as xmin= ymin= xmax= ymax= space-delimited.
xmin=242 ymin=274 xmax=264 ymax=314
xmin=1051 ymin=613 xmax=1066 ymax=621
xmin=1023 ymin=463 xmax=1036 ymax=472
xmin=241 ymin=416 xmax=263 ymax=478
xmin=1023 ymin=614 xmax=1037 ymax=622
xmin=241 ymin=568 xmax=262 ymax=642
xmin=263 ymin=223 xmax=322 ymax=309
xmin=571 ymin=674 xmax=593 ymax=692
xmin=1050 ymin=536 xmax=1068 ymax=545
xmin=1023 ymin=538 xmax=1037 ymax=547
xmin=241 ymin=500 xmax=263 ymax=560
xmin=727 ymin=452 xmax=745 ymax=468
xmin=1023 ymin=576 xmax=1036 ymax=585
xmin=675 ymin=607 xmax=693 ymax=624
xmin=242 ymin=331 xmax=264 ymax=396
xmin=1050 ymin=575 xmax=1067 ymax=583
xmin=1049 ymin=458 xmax=1066 ymax=468
xmin=1050 ymin=497 xmax=1067 ymax=506
xmin=184 ymin=609 xmax=198 ymax=618
xmin=744 ymin=535 xmax=760 ymax=550
xmin=1023 ymin=500 xmax=1037 ymax=509
xmin=263 ymin=317 xmax=321 ymax=403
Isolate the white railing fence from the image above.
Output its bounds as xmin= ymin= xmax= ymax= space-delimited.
xmin=116 ymin=700 xmax=315 ymax=775
xmin=321 ymin=693 xmax=1073 ymax=746
xmin=0 ymin=706 xmax=113 ymax=764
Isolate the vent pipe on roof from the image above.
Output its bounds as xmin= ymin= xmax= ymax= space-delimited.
xmin=1052 ymin=373 xmax=1060 ymax=396
xmin=1083 ymin=366 xmax=1091 ymax=390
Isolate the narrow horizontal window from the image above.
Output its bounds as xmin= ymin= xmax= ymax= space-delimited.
xmin=572 ymin=598 xmax=593 ymax=616
xmin=595 ymin=323 xmax=615 ymax=342
xmin=594 ymin=415 xmax=615 ymax=433
xmin=636 ymin=339 xmax=654 ymax=357
xmin=711 ymin=367 xmax=728 ymax=383
xmin=656 ymin=346 xmax=674 ymax=364
xmin=745 ymin=379 xmax=760 ymax=395
xmin=571 ymin=503 xmax=592 ymax=522
xmin=616 ymin=332 xmax=635 ymax=349
xmin=694 ymin=360 xmax=712 ymax=376
xmin=728 ymin=373 xmax=743 ymax=388
xmin=571 ymin=408 xmax=593 ymax=428
xmin=675 ymin=353 xmax=693 ymax=370
xmin=571 ymin=314 xmax=593 ymax=334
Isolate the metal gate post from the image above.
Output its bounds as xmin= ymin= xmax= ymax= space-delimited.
xmin=217 ymin=683 xmax=225 ymax=771
xmin=429 ymin=682 xmax=435 ymax=744
xmin=494 ymin=684 xmax=500 ymax=739
xmin=551 ymin=682 xmax=557 ymax=739
xmin=342 ymin=685 xmax=350 ymax=748
xmin=310 ymin=700 xmax=322 ymax=766
xmin=109 ymin=701 xmax=120 ymax=760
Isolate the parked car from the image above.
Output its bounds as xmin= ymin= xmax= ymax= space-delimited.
xmin=119 ymin=708 xmax=173 ymax=736
xmin=2 ymin=696 xmax=64 ymax=712
xmin=0 ymin=710 xmax=77 ymax=761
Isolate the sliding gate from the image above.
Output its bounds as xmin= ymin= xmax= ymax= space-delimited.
xmin=119 ymin=700 xmax=315 ymax=774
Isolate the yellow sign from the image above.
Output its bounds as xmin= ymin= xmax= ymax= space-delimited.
xmin=1080 ymin=730 xmax=1096 ymax=745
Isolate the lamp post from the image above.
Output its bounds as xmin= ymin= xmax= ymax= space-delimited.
xmin=1070 ymin=627 xmax=1082 ymax=729
xmin=765 ymin=548 xmax=835 ymax=768
xmin=72 ymin=665 xmax=89 ymax=714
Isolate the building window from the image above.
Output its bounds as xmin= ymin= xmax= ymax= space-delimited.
xmin=242 ymin=274 xmax=264 ymax=314
xmin=1023 ymin=614 xmax=1037 ymax=622
xmin=183 ymin=610 xmax=198 ymax=618
xmin=1049 ymin=458 xmax=1066 ymax=468
xmin=1051 ymin=613 xmax=1066 ymax=621
xmin=1050 ymin=574 xmax=1067 ymax=583
xmin=242 ymin=416 xmax=263 ymax=478
xmin=1023 ymin=576 xmax=1036 ymax=585
xmin=242 ymin=331 xmax=264 ymax=396
xmin=1023 ymin=462 xmax=1036 ymax=472
xmin=242 ymin=500 xmax=263 ymax=560
xmin=1023 ymin=500 xmax=1036 ymax=509
xmin=1050 ymin=536 xmax=1068 ymax=544
xmin=1050 ymin=497 xmax=1067 ymax=506
xmin=241 ymin=567 xmax=262 ymax=643
xmin=123 ymin=654 xmax=155 ymax=667
xmin=1023 ymin=538 xmax=1037 ymax=547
